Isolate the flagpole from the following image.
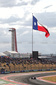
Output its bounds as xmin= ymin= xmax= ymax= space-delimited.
xmin=32 ymin=13 xmax=33 ymax=57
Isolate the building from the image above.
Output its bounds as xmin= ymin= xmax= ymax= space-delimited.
xmin=3 ymin=51 xmax=19 ymax=58
xmin=0 ymin=52 xmax=7 ymax=57
xmin=19 ymin=53 xmax=30 ymax=58
xmin=3 ymin=51 xmax=31 ymax=58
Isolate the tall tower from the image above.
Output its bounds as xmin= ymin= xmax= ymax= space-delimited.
xmin=9 ymin=28 xmax=18 ymax=52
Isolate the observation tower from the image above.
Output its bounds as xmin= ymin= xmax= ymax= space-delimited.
xmin=9 ymin=28 xmax=18 ymax=52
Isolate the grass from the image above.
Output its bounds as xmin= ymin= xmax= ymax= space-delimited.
xmin=43 ymin=76 xmax=56 ymax=82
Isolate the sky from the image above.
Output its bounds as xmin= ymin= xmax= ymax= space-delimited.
xmin=0 ymin=0 xmax=56 ymax=54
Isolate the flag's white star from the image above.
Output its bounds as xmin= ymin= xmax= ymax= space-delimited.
xmin=34 ymin=22 xmax=36 ymax=25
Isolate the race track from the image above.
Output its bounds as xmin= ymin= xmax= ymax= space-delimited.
xmin=8 ymin=72 xmax=56 ymax=85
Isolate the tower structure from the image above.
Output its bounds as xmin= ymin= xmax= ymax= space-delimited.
xmin=9 ymin=28 xmax=18 ymax=52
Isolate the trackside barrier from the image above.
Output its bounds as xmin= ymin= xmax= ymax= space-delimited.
xmin=46 ymin=69 xmax=50 ymax=71
xmin=1 ymin=69 xmax=5 ymax=74
xmin=1 ymin=71 xmax=5 ymax=74
xmin=53 ymin=69 xmax=56 ymax=70
xmin=5 ymin=71 xmax=10 ymax=74
xmin=50 ymin=69 xmax=53 ymax=71
xmin=15 ymin=71 xmax=20 ymax=73
xmin=33 ymin=70 xmax=38 ymax=71
xmin=10 ymin=71 xmax=15 ymax=73
xmin=0 ymin=68 xmax=56 ymax=74
xmin=4 ymin=69 xmax=56 ymax=73
xmin=42 ymin=69 xmax=46 ymax=71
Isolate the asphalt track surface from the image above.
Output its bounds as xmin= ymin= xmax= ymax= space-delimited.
xmin=8 ymin=72 xmax=56 ymax=85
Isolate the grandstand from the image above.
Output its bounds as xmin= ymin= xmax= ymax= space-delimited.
xmin=0 ymin=53 xmax=56 ymax=74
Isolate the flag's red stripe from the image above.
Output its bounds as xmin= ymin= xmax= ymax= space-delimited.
xmin=38 ymin=26 xmax=50 ymax=37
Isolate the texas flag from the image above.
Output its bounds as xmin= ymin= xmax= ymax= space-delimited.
xmin=33 ymin=16 xmax=50 ymax=38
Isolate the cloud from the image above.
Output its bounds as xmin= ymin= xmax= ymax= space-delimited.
xmin=0 ymin=0 xmax=16 ymax=7
xmin=0 ymin=11 xmax=56 ymax=31
xmin=0 ymin=6 xmax=25 ymax=19
xmin=44 ymin=5 xmax=52 ymax=9
xmin=36 ymin=12 xmax=56 ymax=27
xmin=17 ymin=0 xmax=40 ymax=6
xmin=19 ymin=31 xmax=29 ymax=36
xmin=31 ymin=0 xmax=40 ymax=5
xmin=0 ymin=28 xmax=11 ymax=43
xmin=0 ymin=16 xmax=20 ymax=23
xmin=0 ymin=0 xmax=28 ymax=7
xmin=0 ymin=0 xmax=40 ymax=7
xmin=17 ymin=1 xmax=28 ymax=6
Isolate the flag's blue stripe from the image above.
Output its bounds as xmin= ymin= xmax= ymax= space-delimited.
xmin=33 ymin=16 xmax=38 ymax=30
